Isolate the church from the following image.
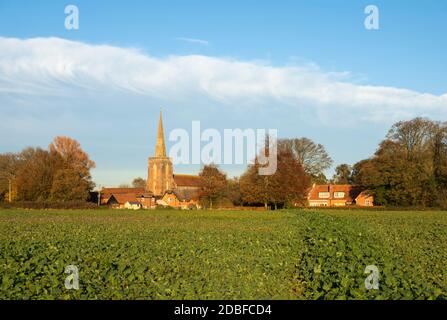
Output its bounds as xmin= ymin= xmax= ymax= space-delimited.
xmin=100 ymin=112 xmax=201 ymax=209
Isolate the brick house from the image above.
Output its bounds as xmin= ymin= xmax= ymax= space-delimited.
xmin=308 ymin=184 xmax=374 ymax=207
xmin=100 ymin=187 xmax=144 ymax=205
xmin=160 ymin=189 xmax=201 ymax=210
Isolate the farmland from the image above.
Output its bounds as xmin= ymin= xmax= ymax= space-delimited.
xmin=0 ymin=209 xmax=446 ymax=300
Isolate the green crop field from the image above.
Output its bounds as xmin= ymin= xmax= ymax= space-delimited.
xmin=0 ymin=209 xmax=446 ymax=300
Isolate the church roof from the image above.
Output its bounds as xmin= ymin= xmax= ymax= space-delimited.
xmin=101 ymin=187 xmax=145 ymax=196
xmin=173 ymin=174 xmax=201 ymax=187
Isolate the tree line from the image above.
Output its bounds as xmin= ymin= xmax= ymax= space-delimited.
xmin=197 ymin=138 xmax=328 ymax=209
xmin=196 ymin=117 xmax=447 ymax=209
xmin=2 ymin=117 xmax=446 ymax=209
xmin=351 ymin=118 xmax=447 ymax=207
xmin=0 ymin=136 xmax=95 ymax=203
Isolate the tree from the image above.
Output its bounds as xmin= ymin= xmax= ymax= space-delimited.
xmin=198 ymin=164 xmax=228 ymax=209
xmin=15 ymin=148 xmax=60 ymax=201
xmin=0 ymin=136 xmax=95 ymax=203
xmin=351 ymin=118 xmax=443 ymax=207
xmin=433 ymin=123 xmax=447 ymax=207
xmin=278 ymin=137 xmax=333 ymax=182
xmin=240 ymin=149 xmax=310 ymax=209
xmin=240 ymin=160 xmax=271 ymax=208
xmin=333 ymin=164 xmax=353 ymax=184
xmin=351 ymin=159 xmax=375 ymax=186
xmin=0 ymin=153 xmax=19 ymax=202
xmin=48 ymin=136 xmax=95 ymax=200
xmin=49 ymin=136 xmax=95 ymax=176
xmin=353 ymin=139 xmax=434 ymax=206
xmin=227 ymin=177 xmax=242 ymax=206
xmin=269 ymin=149 xmax=311 ymax=208
xmin=240 ymin=160 xmax=271 ymax=209
xmin=50 ymin=169 xmax=91 ymax=201
xmin=312 ymin=172 xmax=328 ymax=184
xmin=132 ymin=177 xmax=146 ymax=188
xmin=386 ymin=117 xmax=437 ymax=161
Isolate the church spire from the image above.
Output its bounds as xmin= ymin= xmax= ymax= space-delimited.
xmin=155 ymin=110 xmax=166 ymax=157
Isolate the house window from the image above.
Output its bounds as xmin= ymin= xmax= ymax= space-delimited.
xmin=365 ymin=199 xmax=371 ymax=206
xmin=318 ymin=192 xmax=330 ymax=199
xmin=333 ymin=192 xmax=345 ymax=199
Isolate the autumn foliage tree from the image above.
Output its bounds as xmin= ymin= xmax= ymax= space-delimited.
xmin=270 ymin=149 xmax=311 ymax=208
xmin=352 ymin=118 xmax=447 ymax=207
xmin=198 ymin=164 xmax=228 ymax=209
xmin=0 ymin=153 xmax=19 ymax=202
xmin=15 ymin=147 xmax=59 ymax=201
xmin=226 ymin=177 xmax=242 ymax=206
xmin=240 ymin=148 xmax=311 ymax=209
xmin=48 ymin=136 xmax=95 ymax=201
xmin=50 ymin=169 xmax=92 ymax=201
xmin=0 ymin=136 xmax=95 ymax=202
xmin=240 ymin=161 xmax=270 ymax=208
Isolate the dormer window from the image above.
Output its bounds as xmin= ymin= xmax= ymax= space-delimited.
xmin=333 ymin=192 xmax=345 ymax=199
xmin=318 ymin=192 xmax=330 ymax=199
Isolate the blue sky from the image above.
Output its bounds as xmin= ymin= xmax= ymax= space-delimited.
xmin=0 ymin=0 xmax=446 ymax=187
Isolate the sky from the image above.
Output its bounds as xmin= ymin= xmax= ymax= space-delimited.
xmin=0 ymin=0 xmax=446 ymax=187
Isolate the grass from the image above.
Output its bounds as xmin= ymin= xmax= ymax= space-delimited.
xmin=0 ymin=209 xmax=446 ymax=300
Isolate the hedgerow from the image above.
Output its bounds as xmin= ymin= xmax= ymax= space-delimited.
xmin=0 ymin=201 xmax=98 ymax=210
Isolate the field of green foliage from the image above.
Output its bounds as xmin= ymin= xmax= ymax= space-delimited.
xmin=0 ymin=209 xmax=446 ymax=300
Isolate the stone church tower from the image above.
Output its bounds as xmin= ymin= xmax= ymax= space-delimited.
xmin=146 ymin=111 xmax=175 ymax=196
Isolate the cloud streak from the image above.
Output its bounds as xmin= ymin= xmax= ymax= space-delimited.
xmin=0 ymin=37 xmax=446 ymax=123
xmin=176 ymin=37 xmax=209 ymax=45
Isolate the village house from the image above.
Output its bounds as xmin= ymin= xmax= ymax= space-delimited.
xmin=100 ymin=112 xmax=201 ymax=209
xmin=100 ymin=187 xmax=155 ymax=209
xmin=124 ymin=201 xmax=143 ymax=210
xmin=308 ymin=184 xmax=374 ymax=207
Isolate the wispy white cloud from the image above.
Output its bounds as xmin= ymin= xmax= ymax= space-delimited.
xmin=175 ymin=37 xmax=209 ymax=45
xmin=0 ymin=37 xmax=446 ymax=123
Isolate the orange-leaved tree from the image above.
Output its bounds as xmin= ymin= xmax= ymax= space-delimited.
xmin=198 ymin=164 xmax=228 ymax=209
xmin=49 ymin=136 xmax=95 ymax=201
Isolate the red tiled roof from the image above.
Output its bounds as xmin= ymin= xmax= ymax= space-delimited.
xmin=173 ymin=174 xmax=201 ymax=187
xmin=107 ymin=194 xmax=139 ymax=205
xmin=101 ymin=188 xmax=146 ymax=205
xmin=308 ymin=184 xmax=364 ymax=202
xmin=101 ymin=187 xmax=145 ymax=196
